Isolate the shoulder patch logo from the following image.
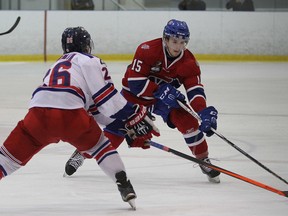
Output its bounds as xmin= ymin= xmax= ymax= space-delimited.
xmin=141 ymin=44 xmax=150 ymax=49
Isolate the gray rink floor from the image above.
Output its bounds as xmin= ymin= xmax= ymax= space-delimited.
xmin=0 ymin=61 xmax=287 ymax=216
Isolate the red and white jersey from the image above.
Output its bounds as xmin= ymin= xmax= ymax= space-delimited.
xmin=122 ymin=38 xmax=207 ymax=112
xmin=30 ymin=52 xmax=129 ymax=120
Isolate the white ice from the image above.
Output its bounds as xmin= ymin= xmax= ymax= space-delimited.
xmin=0 ymin=61 xmax=287 ymax=216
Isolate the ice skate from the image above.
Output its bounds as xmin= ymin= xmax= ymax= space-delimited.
xmin=199 ymin=157 xmax=220 ymax=183
xmin=63 ymin=150 xmax=85 ymax=177
xmin=115 ymin=171 xmax=137 ymax=210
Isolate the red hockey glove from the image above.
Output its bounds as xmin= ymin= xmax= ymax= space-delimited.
xmin=125 ymin=135 xmax=151 ymax=149
xmin=124 ymin=104 xmax=160 ymax=141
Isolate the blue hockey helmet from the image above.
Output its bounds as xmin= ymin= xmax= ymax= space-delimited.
xmin=61 ymin=26 xmax=93 ymax=54
xmin=163 ymin=19 xmax=190 ymax=42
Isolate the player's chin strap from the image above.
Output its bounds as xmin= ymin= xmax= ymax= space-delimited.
xmin=149 ymin=140 xmax=288 ymax=198
xmin=177 ymin=100 xmax=288 ymax=185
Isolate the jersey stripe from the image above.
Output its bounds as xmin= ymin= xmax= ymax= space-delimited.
xmin=32 ymin=85 xmax=86 ymax=104
xmin=92 ymin=83 xmax=118 ymax=107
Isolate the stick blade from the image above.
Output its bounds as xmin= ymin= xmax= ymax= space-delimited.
xmin=0 ymin=16 xmax=21 ymax=36
xmin=283 ymin=191 xmax=288 ymax=197
xmin=13 ymin=16 xmax=21 ymax=27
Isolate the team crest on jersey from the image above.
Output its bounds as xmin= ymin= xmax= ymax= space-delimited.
xmin=150 ymin=61 xmax=162 ymax=73
xmin=141 ymin=44 xmax=150 ymax=49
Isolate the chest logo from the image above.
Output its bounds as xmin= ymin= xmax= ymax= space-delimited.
xmin=150 ymin=61 xmax=162 ymax=73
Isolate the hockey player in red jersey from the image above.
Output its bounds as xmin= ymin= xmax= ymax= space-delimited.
xmin=65 ymin=19 xmax=220 ymax=183
xmin=0 ymin=26 xmax=160 ymax=209
xmin=123 ymin=19 xmax=220 ymax=183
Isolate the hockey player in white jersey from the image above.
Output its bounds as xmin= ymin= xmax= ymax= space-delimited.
xmin=0 ymin=26 xmax=160 ymax=210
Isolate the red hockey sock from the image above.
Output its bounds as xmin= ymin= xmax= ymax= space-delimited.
xmin=189 ymin=140 xmax=208 ymax=159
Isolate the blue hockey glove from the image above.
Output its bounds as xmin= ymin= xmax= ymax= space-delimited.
xmin=154 ymin=83 xmax=185 ymax=108
xmin=198 ymin=106 xmax=218 ymax=137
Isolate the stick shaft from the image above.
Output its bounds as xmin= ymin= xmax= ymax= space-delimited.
xmin=213 ymin=130 xmax=288 ymax=185
xmin=150 ymin=141 xmax=288 ymax=198
xmin=177 ymin=100 xmax=288 ymax=185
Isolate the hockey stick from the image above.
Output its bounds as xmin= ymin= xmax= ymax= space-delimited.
xmin=150 ymin=141 xmax=288 ymax=198
xmin=0 ymin=16 xmax=21 ymax=36
xmin=177 ymin=100 xmax=288 ymax=185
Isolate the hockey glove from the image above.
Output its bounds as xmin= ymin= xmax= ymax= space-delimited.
xmin=125 ymin=111 xmax=156 ymax=149
xmin=154 ymin=83 xmax=185 ymax=108
xmin=125 ymin=135 xmax=151 ymax=149
xmin=124 ymin=104 xmax=160 ymax=142
xmin=198 ymin=106 xmax=218 ymax=137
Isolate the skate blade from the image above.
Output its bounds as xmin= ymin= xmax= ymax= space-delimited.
xmin=128 ymin=198 xmax=136 ymax=210
xmin=63 ymin=172 xmax=70 ymax=177
xmin=207 ymin=175 xmax=220 ymax=183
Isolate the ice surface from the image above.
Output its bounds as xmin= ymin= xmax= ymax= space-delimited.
xmin=0 ymin=61 xmax=287 ymax=216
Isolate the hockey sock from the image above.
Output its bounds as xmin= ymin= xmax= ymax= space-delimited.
xmin=0 ymin=148 xmax=22 ymax=178
xmin=97 ymin=153 xmax=126 ymax=182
